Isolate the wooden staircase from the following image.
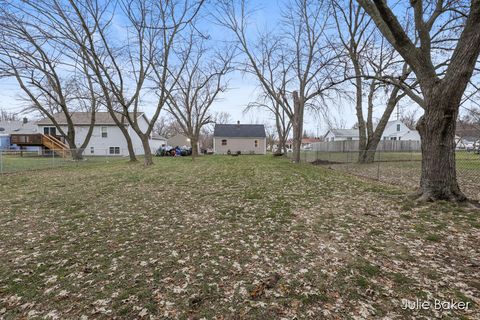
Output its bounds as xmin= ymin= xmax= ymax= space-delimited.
xmin=41 ymin=134 xmax=70 ymax=158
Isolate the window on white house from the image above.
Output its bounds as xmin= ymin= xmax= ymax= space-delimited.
xmin=397 ymin=124 xmax=401 ymax=131
xmin=109 ymin=147 xmax=120 ymax=155
xmin=44 ymin=127 xmax=56 ymax=135
xmin=221 ymin=139 xmax=227 ymax=146
xmin=331 ymin=137 xmax=334 ymax=141
xmin=254 ymin=140 xmax=258 ymax=147
xmin=90 ymin=147 xmax=94 ymax=154
xmin=101 ymin=126 xmax=108 ymax=138
xmin=347 ymin=137 xmax=352 ymax=141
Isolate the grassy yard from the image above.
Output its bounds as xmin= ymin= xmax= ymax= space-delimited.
xmin=0 ymin=153 xmax=126 ymax=174
xmin=296 ymin=150 xmax=480 ymax=164
xmin=0 ymin=156 xmax=479 ymax=319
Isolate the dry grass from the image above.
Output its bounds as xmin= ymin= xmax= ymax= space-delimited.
xmin=0 ymin=156 xmax=479 ymax=319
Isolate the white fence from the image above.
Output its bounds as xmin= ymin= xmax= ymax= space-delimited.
xmin=311 ymin=140 xmax=421 ymax=152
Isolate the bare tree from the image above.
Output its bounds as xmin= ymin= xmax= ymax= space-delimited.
xmin=264 ymin=123 xmax=278 ymax=152
xmin=154 ymin=116 xmax=183 ymax=139
xmin=165 ymin=38 xmax=233 ymax=159
xmin=213 ymin=111 xmax=233 ymax=124
xmin=0 ymin=108 xmax=18 ymax=121
xmin=400 ymin=109 xmax=420 ymax=130
xmin=246 ymin=92 xmax=292 ymax=154
xmin=0 ymin=1 xmax=99 ymax=160
xmin=333 ymin=0 xmax=415 ymax=163
xmin=215 ymin=0 xmax=342 ymax=163
xmin=63 ymin=0 xmax=206 ymax=165
xmin=357 ymin=0 xmax=480 ymax=203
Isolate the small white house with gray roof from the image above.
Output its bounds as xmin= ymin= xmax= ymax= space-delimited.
xmin=324 ymin=129 xmax=359 ymax=142
xmin=324 ymin=120 xmax=421 ymax=142
xmin=213 ymin=122 xmax=266 ymax=155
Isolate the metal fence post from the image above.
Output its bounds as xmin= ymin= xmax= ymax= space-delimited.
xmin=376 ymin=161 xmax=380 ymax=180
xmin=0 ymin=150 xmax=3 ymax=175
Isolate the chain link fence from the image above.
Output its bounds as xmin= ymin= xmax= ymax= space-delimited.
xmin=0 ymin=148 xmax=140 ymax=175
xmin=287 ymin=150 xmax=480 ymax=201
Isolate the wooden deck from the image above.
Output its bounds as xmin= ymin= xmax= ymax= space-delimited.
xmin=10 ymin=134 xmax=70 ymax=158
xmin=10 ymin=134 xmax=44 ymax=146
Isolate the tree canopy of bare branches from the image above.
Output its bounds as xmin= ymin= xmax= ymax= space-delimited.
xmin=165 ymin=37 xmax=233 ymax=158
xmin=357 ymin=0 xmax=480 ymax=203
xmin=215 ymin=0 xmax=343 ymax=162
xmin=0 ymin=0 xmax=101 ymax=159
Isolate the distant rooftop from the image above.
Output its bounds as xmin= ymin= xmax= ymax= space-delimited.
xmin=214 ymin=123 xmax=266 ymax=138
xmin=328 ymin=129 xmax=359 ymax=137
xmin=37 ymin=112 xmax=145 ymax=126
xmin=0 ymin=119 xmax=38 ymax=135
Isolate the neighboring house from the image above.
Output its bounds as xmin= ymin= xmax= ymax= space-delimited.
xmin=324 ymin=120 xmax=421 ymax=142
xmin=281 ymin=138 xmax=323 ymax=151
xmin=456 ymin=122 xmax=480 ymax=148
xmin=151 ymin=133 xmax=167 ymax=151
xmin=35 ymin=112 xmax=165 ymax=156
xmin=213 ymin=122 xmax=266 ymax=155
xmin=167 ymin=133 xmax=200 ymax=150
xmin=455 ymin=135 xmax=468 ymax=149
xmin=301 ymin=138 xmax=323 ymax=150
xmin=0 ymin=118 xmax=39 ymax=151
xmin=324 ymin=129 xmax=359 ymax=142
xmin=381 ymin=120 xmax=421 ymax=141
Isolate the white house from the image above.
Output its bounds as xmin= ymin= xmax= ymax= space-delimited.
xmin=324 ymin=129 xmax=359 ymax=142
xmin=381 ymin=120 xmax=421 ymax=141
xmin=0 ymin=118 xmax=39 ymax=150
xmin=324 ymin=120 xmax=421 ymax=142
xmin=36 ymin=112 xmax=166 ymax=156
xmin=213 ymin=122 xmax=267 ymax=155
xmin=167 ymin=133 xmax=200 ymax=150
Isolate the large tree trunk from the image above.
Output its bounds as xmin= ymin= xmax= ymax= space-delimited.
xmin=140 ymin=136 xmax=154 ymax=166
xmin=190 ymin=136 xmax=199 ymax=160
xmin=359 ymin=86 xmax=402 ymax=164
xmin=352 ymin=55 xmax=367 ymax=162
xmin=125 ymin=135 xmax=137 ymax=162
xmin=107 ymin=111 xmax=137 ymax=162
xmin=71 ymin=148 xmax=84 ymax=161
xmin=416 ymin=98 xmax=466 ymax=202
xmin=274 ymin=112 xmax=285 ymax=155
xmin=291 ymin=91 xmax=304 ymax=163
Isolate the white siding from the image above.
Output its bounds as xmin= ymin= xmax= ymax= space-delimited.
xmin=38 ymin=115 xmax=160 ymax=156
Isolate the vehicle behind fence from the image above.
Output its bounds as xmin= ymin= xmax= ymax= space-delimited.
xmin=287 ymin=149 xmax=480 ymax=201
xmin=0 ymin=148 xmax=139 ymax=175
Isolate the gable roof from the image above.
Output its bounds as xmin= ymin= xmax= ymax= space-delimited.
xmin=214 ymin=124 xmax=266 ymax=138
xmin=327 ymin=129 xmax=359 ymax=137
xmin=456 ymin=122 xmax=480 ymax=141
xmin=0 ymin=120 xmax=38 ymax=135
xmin=37 ymin=112 xmax=146 ymax=126
xmin=151 ymin=133 xmax=166 ymax=141
xmin=302 ymin=138 xmax=322 ymax=144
